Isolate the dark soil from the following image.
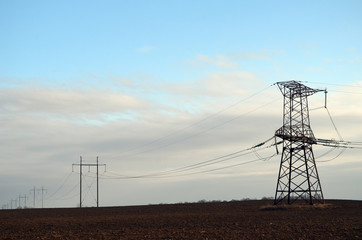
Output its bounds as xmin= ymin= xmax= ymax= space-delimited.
xmin=0 ymin=200 xmax=361 ymax=239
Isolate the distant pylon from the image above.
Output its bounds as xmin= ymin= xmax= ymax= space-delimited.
xmin=72 ymin=156 xmax=106 ymax=208
xmin=274 ymin=81 xmax=324 ymax=205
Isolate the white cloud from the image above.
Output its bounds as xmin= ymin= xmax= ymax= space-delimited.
xmin=230 ymin=52 xmax=270 ymax=61
xmin=186 ymin=54 xmax=238 ymax=69
xmin=230 ymin=49 xmax=284 ymax=61
xmin=184 ymin=50 xmax=281 ymax=72
xmin=0 ymin=77 xmax=361 ymax=207
xmin=137 ymin=46 xmax=155 ymax=53
xmin=195 ymin=55 xmax=238 ymax=68
xmin=0 ymin=88 xmax=147 ymax=123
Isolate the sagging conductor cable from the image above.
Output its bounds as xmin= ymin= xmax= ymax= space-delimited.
xmin=98 ymin=136 xmax=282 ymax=179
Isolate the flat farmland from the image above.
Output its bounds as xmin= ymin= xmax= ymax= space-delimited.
xmin=0 ymin=200 xmax=361 ymax=239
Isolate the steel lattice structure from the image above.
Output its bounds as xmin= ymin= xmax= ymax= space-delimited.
xmin=274 ymin=81 xmax=325 ymax=205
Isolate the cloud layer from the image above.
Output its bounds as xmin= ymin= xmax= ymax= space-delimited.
xmin=1 ymin=62 xmax=362 ymax=207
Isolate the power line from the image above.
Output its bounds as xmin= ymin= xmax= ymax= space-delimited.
xmin=316 ymin=148 xmax=347 ymax=163
xmin=330 ymin=90 xmax=362 ymax=95
xmin=325 ymin=107 xmax=343 ymax=141
xmin=305 ymin=97 xmax=362 ymax=149
xmin=51 ymin=182 xmax=80 ymax=201
xmin=302 ymin=81 xmax=362 ymax=89
xmin=95 ymin=137 xmax=281 ymax=179
xmin=302 ymin=81 xmax=362 ymax=95
xmin=46 ymin=172 xmax=75 ymax=200
xmin=156 ymin=137 xmax=279 ymax=176
xmin=118 ymin=96 xmax=281 ymax=159
xmin=99 ymin=153 xmax=278 ymax=179
xmin=316 ymin=139 xmax=362 ymax=149
xmin=118 ymin=84 xmax=276 ymax=158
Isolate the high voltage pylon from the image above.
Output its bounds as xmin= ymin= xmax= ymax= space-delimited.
xmin=11 ymin=199 xmax=17 ymax=209
xmin=72 ymin=156 xmax=106 ymax=208
xmin=274 ymin=81 xmax=324 ymax=205
xmin=30 ymin=186 xmax=47 ymax=208
xmin=18 ymin=194 xmax=27 ymax=208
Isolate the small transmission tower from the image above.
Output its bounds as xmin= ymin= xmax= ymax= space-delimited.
xmin=274 ymin=81 xmax=324 ymax=205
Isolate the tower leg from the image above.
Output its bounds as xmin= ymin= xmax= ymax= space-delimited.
xmin=274 ymin=142 xmax=324 ymax=205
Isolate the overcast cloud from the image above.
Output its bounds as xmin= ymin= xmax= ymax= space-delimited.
xmin=1 ymin=75 xmax=361 ymax=207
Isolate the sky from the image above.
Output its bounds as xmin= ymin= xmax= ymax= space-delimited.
xmin=1 ymin=0 xmax=362 ymax=208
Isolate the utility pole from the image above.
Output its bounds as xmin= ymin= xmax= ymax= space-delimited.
xmin=19 ymin=195 xmax=27 ymax=209
xmin=274 ymin=81 xmax=324 ymax=205
xmin=30 ymin=187 xmax=46 ymax=208
xmin=41 ymin=186 xmax=46 ymax=208
xmin=96 ymin=156 xmax=100 ymax=208
xmin=80 ymin=156 xmax=82 ymax=208
xmin=33 ymin=186 xmax=36 ymax=208
xmin=30 ymin=186 xmax=37 ymax=208
xmin=11 ymin=199 xmax=17 ymax=209
xmin=72 ymin=156 xmax=106 ymax=208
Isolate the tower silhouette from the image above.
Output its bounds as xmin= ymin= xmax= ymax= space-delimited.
xmin=274 ymin=81 xmax=324 ymax=205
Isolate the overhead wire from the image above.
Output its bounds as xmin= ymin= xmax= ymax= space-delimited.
xmin=314 ymin=105 xmax=362 ymax=149
xmin=57 ymin=83 xmax=362 ymax=194
xmin=155 ymin=153 xmax=278 ymax=178
xmin=316 ymin=139 xmax=362 ymax=149
xmin=330 ymin=90 xmax=362 ymax=95
xmin=315 ymin=142 xmax=347 ymax=163
xmin=315 ymin=145 xmax=338 ymax=158
xmin=99 ymin=153 xmax=279 ymax=179
xmin=57 ymin=191 xmax=79 ymax=201
xmin=45 ymin=172 xmax=75 ymax=200
xmin=33 ymin=85 xmax=279 ymax=206
xmin=302 ymin=80 xmax=362 ymax=96
xmin=51 ymin=182 xmax=80 ymax=201
xmin=118 ymin=84 xmax=277 ymax=158
xmin=117 ymin=96 xmax=281 ymax=159
xmin=313 ymin=104 xmax=345 ymax=162
xmin=309 ymin=106 xmax=325 ymax=111
xmin=313 ymin=99 xmax=362 ymax=163
xmin=302 ymin=81 xmax=362 ymax=89
xmin=317 ymin=149 xmax=346 ymax=163
xmin=325 ymin=106 xmax=343 ymax=141
xmin=92 ymin=137 xmax=281 ymax=179
xmin=150 ymin=136 xmax=277 ymax=177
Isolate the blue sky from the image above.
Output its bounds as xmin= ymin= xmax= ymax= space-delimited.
xmin=1 ymin=1 xmax=361 ymax=86
xmin=0 ymin=1 xmax=362 ymax=208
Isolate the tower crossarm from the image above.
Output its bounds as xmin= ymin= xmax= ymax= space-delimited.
xmin=276 ymin=80 xmax=324 ymax=97
xmin=275 ymin=125 xmax=317 ymax=144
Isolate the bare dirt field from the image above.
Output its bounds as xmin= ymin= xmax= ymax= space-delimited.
xmin=0 ymin=200 xmax=361 ymax=239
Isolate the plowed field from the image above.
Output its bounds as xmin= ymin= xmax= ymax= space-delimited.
xmin=0 ymin=200 xmax=361 ymax=239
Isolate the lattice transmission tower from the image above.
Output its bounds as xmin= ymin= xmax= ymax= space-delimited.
xmin=274 ymin=81 xmax=325 ymax=205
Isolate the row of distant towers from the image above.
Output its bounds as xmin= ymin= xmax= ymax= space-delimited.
xmin=274 ymin=81 xmax=324 ymax=205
